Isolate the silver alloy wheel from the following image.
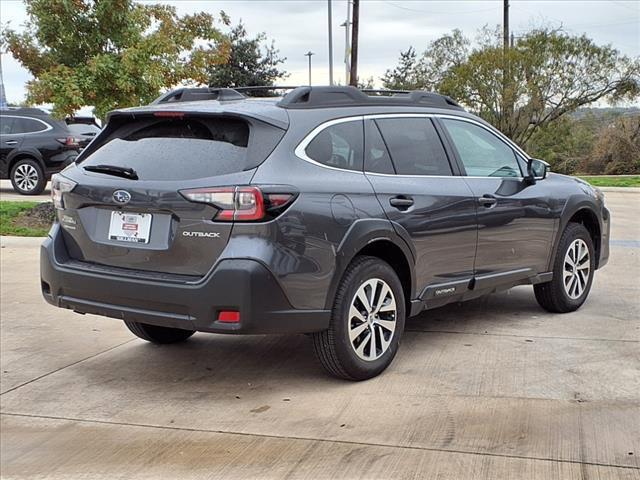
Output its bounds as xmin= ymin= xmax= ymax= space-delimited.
xmin=13 ymin=164 xmax=40 ymax=192
xmin=563 ymin=238 xmax=590 ymax=299
xmin=348 ymin=278 xmax=397 ymax=361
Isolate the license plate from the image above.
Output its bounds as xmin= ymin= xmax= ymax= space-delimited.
xmin=108 ymin=211 xmax=152 ymax=244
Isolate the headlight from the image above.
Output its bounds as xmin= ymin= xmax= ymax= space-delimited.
xmin=51 ymin=174 xmax=77 ymax=209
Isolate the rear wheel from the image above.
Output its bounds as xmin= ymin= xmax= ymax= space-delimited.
xmin=534 ymin=223 xmax=595 ymax=313
xmin=312 ymin=256 xmax=406 ymax=381
xmin=124 ymin=321 xmax=195 ymax=344
xmin=10 ymin=159 xmax=46 ymax=195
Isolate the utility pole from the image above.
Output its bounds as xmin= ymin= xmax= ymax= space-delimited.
xmin=341 ymin=0 xmax=352 ymax=85
xmin=502 ymin=0 xmax=511 ymax=133
xmin=328 ymin=0 xmax=334 ymax=85
xmin=305 ymin=51 xmax=315 ymax=86
xmin=349 ymin=0 xmax=359 ymax=86
xmin=503 ymin=0 xmax=509 ymax=54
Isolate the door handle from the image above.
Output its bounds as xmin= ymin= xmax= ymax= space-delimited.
xmin=478 ymin=195 xmax=497 ymax=207
xmin=4 ymin=140 xmax=18 ymax=146
xmin=389 ymin=196 xmax=414 ymax=209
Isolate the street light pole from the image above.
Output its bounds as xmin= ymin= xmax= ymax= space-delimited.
xmin=341 ymin=0 xmax=351 ymax=85
xmin=304 ymin=51 xmax=315 ymax=86
xmin=328 ymin=0 xmax=334 ymax=85
xmin=0 ymin=53 xmax=7 ymax=109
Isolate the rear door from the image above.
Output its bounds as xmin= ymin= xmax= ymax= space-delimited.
xmin=364 ymin=116 xmax=478 ymax=302
xmin=438 ymin=117 xmax=555 ymax=283
xmin=59 ymin=113 xmax=284 ymax=277
xmin=0 ymin=116 xmax=22 ymax=177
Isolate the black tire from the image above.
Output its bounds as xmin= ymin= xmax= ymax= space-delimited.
xmin=124 ymin=321 xmax=195 ymax=344
xmin=312 ymin=256 xmax=406 ymax=381
xmin=10 ymin=159 xmax=46 ymax=195
xmin=534 ymin=223 xmax=595 ymax=313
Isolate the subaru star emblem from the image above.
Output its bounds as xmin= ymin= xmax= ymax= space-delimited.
xmin=113 ymin=190 xmax=131 ymax=204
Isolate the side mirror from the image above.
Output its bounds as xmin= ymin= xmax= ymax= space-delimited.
xmin=526 ymin=158 xmax=550 ymax=183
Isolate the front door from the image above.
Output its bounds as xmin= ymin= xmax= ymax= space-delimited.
xmin=438 ymin=117 xmax=556 ymax=288
xmin=363 ymin=116 xmax=478 ymax=303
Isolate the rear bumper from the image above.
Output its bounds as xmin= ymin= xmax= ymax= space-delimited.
xmin=40 ymin=224 xmax=330 ymax=334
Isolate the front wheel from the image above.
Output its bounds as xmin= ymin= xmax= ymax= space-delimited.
xmin=124 ymin=321 xmax=195 ymax=344
xmin=534 ymin=223 xmax=595 ymax=313
xmin=312 ymin=256 xmax=406 ymax=381
xmin=10 ymin=159 xmax=46 ymax=195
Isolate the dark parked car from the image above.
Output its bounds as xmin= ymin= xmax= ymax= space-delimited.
xmin=65 ymin=116 xmax=102 ymax=148
xmin=40 ymin=86 xmax=610 ymax=380
xmin=1 ymin=108 xmax=80 ymax=194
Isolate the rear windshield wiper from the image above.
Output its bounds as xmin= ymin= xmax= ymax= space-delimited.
xmin=84 ymin=164 xmax=139 ymax=180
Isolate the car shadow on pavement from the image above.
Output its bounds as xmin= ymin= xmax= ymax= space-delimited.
xmin=68 ymin=287 xmax=543 ymax=392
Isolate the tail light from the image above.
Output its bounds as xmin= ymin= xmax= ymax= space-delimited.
xmin=51 ymin=174 xmax=77 ymax=209
xmin=180 ymin=186 xmax=295 ymax=222
xmin=56 ymin=136 xmax=80 ymax=147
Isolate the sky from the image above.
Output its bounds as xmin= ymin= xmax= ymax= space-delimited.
xmin=0 ymin=0 xmax=639 ymax=103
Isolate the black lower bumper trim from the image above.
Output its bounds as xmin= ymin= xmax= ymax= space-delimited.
xmin=41 ymin=224 xmax=330 ymax=334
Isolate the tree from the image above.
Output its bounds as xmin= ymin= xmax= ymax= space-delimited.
xmin=208 ymin=22 xmax=287 ymax=92
xmin=383 ymin=27 xmax=640 ymax=146
xmin=527 ymin=116 xmax=595 ymax=174
xmin=381 ymin=47 xmax=420 ymax=90
xmin=383 ymin=30 xmax=470 ymax=92
xmin=583 ymin=116 xmax=640 ymax=174
xmin=1 ymin=0 xmax=230 ymax=119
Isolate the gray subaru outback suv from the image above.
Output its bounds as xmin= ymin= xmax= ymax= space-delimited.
xmin=41 ymin=86 xmax=610 ymax=380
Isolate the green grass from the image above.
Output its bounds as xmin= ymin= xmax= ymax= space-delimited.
xmin=578 ymin=176 xmax=640 ymax=187
xmin=0 ymin=201 xmax=51 ymax=237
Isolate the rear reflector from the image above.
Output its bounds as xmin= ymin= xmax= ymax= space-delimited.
xmin=218 ymin=311 xmax=240 ymax=323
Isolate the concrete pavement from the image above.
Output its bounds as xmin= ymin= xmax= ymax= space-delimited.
xmin=1 ymin=191 xmax=639 ymax=479
xmin=0 ymin=179 xmax=51 ymax=202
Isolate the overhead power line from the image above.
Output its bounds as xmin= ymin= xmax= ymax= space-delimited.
xmin=381 ymin=1 xmax=497 ymax=15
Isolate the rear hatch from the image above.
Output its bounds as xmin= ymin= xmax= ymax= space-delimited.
xmin=54 ymin=105 xmax=287 ymax=277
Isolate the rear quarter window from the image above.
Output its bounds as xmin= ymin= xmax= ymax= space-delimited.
xmin=79 ymin=116 xmax=264 ymax=181
xmin=304 ymin=120 xmax=363 ymax=171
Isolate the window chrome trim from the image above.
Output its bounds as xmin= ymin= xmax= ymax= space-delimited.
xmin=293 ymin=116 xmax=365 ymax=173
xmin=294 ymin=112 xmax=530 ymax=178
xmin=0 ymin=115 xmax=53 ymax=135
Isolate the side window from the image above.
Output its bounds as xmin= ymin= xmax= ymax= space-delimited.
xmin=375 ymin=118 xmax=452 ymax=176
xmin=0 ymin=117 xmax=14 ymax=135
xmin=364 ymin=120 xmax=394 ymax=174
xmin=11 ymin=117 xmax=48 ymax=134
xmin=442 ymin=119 xmax=522 ymax=177
xmin=305 ymin=120 xmax=363 ymax=171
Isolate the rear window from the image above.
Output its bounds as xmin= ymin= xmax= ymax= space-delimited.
xmin=80 ymin=116 xmax=259 ymax=181
xmin=67 ymin=123 xmax=101 ymax=136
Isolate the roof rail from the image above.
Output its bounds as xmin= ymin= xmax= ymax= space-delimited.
xmin=0 ymin=106 xmax=51 ymax=116
xmin=233 ymin=86 xmax=299 ymax=93
xmin=152 ymin=87 xmax=246 ymax=104
xmin=152 ymin=86 xmax=303 ymax=104
xmin=150 ymin=85 xmax=463 ymax=111
xmin=277 ymin=86 xmax=463 ymax=110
